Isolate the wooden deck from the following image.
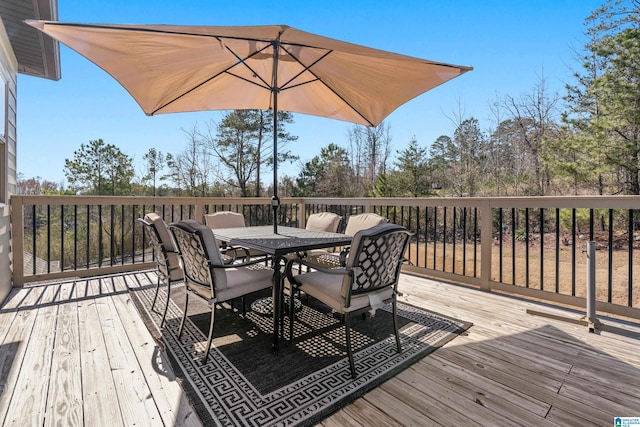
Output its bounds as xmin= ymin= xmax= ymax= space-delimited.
xmin=0 ymin=271 xmax=638 ymax=426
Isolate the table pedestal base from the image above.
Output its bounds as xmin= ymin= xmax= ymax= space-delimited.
xmin=251 ymin=295 xmax=303 ymax=316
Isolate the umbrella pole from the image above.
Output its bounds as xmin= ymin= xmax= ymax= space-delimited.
xmin=271 ymin=41 xmax=280 ymax=234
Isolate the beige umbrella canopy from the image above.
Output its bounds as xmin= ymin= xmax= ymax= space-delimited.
xmin=27 ymin=20 xmax=472 ymax=231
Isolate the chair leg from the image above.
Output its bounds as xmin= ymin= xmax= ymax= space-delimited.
xmin=288 ymin=288 xmax=295 ymax=342
xmin=178 ymin=292 xmax=189 ymax=339
xmin=202 ymin=306 xmax=216 ymax=363
xmin=160 ymin=281 xmax=171 ymax=328
xmin=392 ymin=298 xmax=402 ymax=353
xmin=345 ymin=314 xmax=357 ymax=379
xmin=151 ymin=275 xmax=161 ymax=311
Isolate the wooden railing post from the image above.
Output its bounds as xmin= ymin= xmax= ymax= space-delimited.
xmin=9 ymin=196 xmax=24 ymax=287
xmin=299 ymin=200 xmax=307 ymax=229
xmin=193 ymin=200 xmax=206 ymax=223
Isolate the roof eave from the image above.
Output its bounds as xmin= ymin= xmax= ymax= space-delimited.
xmin=1 ymin=0 xmax=60 ymax=80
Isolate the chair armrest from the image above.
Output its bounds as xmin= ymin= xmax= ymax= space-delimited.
xmin=285 ymin=257 xmax=349 ymax=286
xmin=220 ymin=245 xmax=251 ymax=263
xmin=210 ymin=255 xmax=272 ymax=269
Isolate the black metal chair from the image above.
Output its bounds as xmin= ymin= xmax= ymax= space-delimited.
xmin=304 ymin=212 xmax=387 ymax=268
xmin=286 ymin=222 xmax=412 ymax=379
xmin=168 ymin=220 xmax=273 ymax=363
xmin=138 ymin=213 xmax=184 ymax=327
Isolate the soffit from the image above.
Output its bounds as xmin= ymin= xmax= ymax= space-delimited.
xmin=0 ymin=0 xmax=60 ymax=80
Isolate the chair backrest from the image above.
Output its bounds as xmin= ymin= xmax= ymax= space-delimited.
xmin=204 ymin=211 xmax=246 ymax=229
xmin=341 ymin=223 xmax=411 ymax=300
xmin=305 ymin=212 xmax=341 ymax=233
xmin=139 ymin=213 xmax=183 ymax=282
xmin=344 ymin=213 xmax=388 ymax=236
xmin=169 ymin=220 xmax=228 ymax=293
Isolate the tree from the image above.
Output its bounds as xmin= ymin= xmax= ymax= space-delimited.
xmin=141 ymin=148 xmax=166 ymax=196
xmin=293 ymin=143 xmax=354 ymax=197
xmin=428 ymin=135 xmax=454 ymax=191
xmin=562 ymin=0 xmax=640 ymax=195
xmin=504 ymin=75 xmax=561 ymax=195
xmin=489 ymin=119 xmax=533 ymax=196
xmin=202 ymin=110 xmax=298 ymax=197
xmin=450 ymin=118 xmax=489 ymax=197
xmin=253 ymin=110 xmax=298 ymax=197
xmin=64 ymin=139 xmax=134 ymax=195
xmin=16 ymin=174 xmax=60 ymax=195
xmin=348 ymin=122 xmax=391 ymax=195
xmin=166 ymin=126 xmax=214 ymax=197
xmin=207 ymin=110 xmax=260 ymax=197
xmin=390 ymin=137 xmax=432 ymax=197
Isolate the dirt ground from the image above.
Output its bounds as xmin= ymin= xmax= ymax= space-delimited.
xmin=406 ymin=233 xmax=640 ymax=308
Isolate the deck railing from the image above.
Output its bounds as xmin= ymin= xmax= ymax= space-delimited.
xmin=10 ymin=195 xmax=640 ymax=319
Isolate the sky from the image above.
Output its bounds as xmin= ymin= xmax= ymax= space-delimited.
xmin=17 ymin=0 xmax=606 ymax=186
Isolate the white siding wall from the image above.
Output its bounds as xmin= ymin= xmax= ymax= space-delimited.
xmin=0 ymin=19 xmax=18 ymax=303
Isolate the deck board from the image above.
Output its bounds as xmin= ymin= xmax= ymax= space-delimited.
xmin=45 ymin=281 xmax=83 ymax=427
xmin=3 ymin=286 xmax=58 ymax=426
xmin=0 ymin=271 xmax=638 ymax=426
xmin=78 ymin=279 xmax=126 ymax=427
xmin=89 ymin=278 xmax=163 ymax=427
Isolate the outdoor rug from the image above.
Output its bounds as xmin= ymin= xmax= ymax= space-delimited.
xmin=130 ymin=280 xmax=472 ymax=426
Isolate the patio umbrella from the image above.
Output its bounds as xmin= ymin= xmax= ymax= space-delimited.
xmin=26 ymin=21 xmax=472 ymax=232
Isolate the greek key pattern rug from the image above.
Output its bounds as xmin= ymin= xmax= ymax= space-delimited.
xmin=130 ymin=282 xmax=471 ymax=427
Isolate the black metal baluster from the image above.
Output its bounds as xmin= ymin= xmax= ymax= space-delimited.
xmin=433 ymin=207 xmax=437 ymax=269
xmin=512 ymin=208 xmax=516 ymax=285
xmin=540 ymin=208 xmax=544 ymax=290
xmin=462 ymin=207 xmax=467 ymax=276
xmin=473 ymin=207 xmax=478 ymax=278
xmin=110 ymin=205 xmax=115 ymax=266
xmin=32 ymin=204 xmax=36 ymax=275
xmin=571 ymin=209 xmax=576 ymax=296
xmin=74 ymin=205 xmax=78 ymax=270
xmin=555 ymin=208 xmax=560 ymax=294
xmin=98 ymin=205 xmax=103 ymax=268
xmin=525 ymin=208 xmax=530 ymax=288
xmin=499 ymin=208 xmax=503 ymax=282
xmin=629 ymin=209 xmax=634 ymax=307
xmin=61 ymin=205 xmax=65 ymax=271
xmin=452 ymin=207 xmax=457 ymax=274
xmin=608 ymin=209 xmax=614 ymax=303
xmin=47 ymin=204 xmax=51 ymax=273
xmin=443 ymin=207 xmax=447 ymax=272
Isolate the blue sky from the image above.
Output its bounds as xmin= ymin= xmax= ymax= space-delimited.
xmin=17 ymin=0 xmax=605 ymax=185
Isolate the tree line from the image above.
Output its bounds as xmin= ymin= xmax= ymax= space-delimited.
xmin=18 ymin=1 xmax=640 ymax=198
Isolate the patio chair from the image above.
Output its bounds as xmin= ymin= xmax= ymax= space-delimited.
xmin=285 ymin=222 xmax=411 ymax=379
xmin=138 ymin=213 xmax=184 ymax=327
xmin=168 ymin=220 xmax=273 ymax=363
xmin=290 ymin=212 xmax=342 ymax=260
xmin=204 ymin=211 xmax=262 ymax=259
xmin=305 ymin=212 xmax=388 ymax=268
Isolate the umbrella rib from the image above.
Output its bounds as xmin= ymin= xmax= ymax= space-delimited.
xmin=278 ymin=48 xmax=331 ymax=90
xmin=150 ymin=38 xmax=274 ymax=114
xmin=225 ymin=71 xmax=271 ymax=90
xmin=280 ymin=47 xmax=377 ymax=126
xmin=222 ymin=40 xmax=273 ymax=91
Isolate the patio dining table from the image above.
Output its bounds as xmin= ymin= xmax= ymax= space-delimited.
xmin=211 ymin=225 xmax=352 ymax=351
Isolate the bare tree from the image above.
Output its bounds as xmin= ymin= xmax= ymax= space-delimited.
xmin=504 ymin=73 xmax=561 ymax=195
xmin=166 ymin=125 xmax=214 ymax=196
xmin=347 ymin=122 xmax=391 ymax=195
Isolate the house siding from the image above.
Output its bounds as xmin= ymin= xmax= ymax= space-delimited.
xmin=0 ymin=18 xmax=18 ymax=303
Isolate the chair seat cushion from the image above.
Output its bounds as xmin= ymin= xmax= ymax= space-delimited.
xmin=296 ymin=271 xmax=393 ymax=313
xmin=189 ymin=265 xmax=273 ymax=303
